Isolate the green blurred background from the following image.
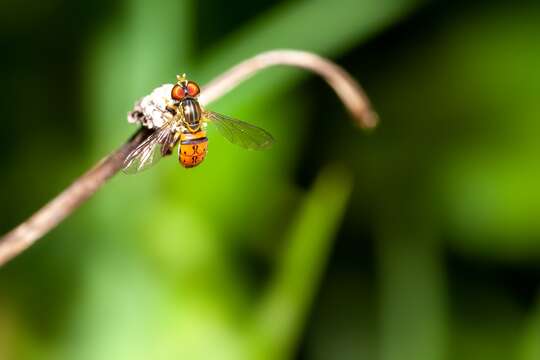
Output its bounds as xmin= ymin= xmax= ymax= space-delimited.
xmin=1 ymin=0 xmax=540 ymax=359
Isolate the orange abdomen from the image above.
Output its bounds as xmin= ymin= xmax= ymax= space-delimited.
xmin=178 ymin=130 xmax=208 ymax=168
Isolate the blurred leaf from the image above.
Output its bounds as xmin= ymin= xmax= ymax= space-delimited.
xmin=197 ymin=0 xmax=422 ymax=110
xmin=251 ymin=165 xmax=353 ymax=359
xmin=519 ymin=296 xmax=540 ymax=360
xmin=377 ymin=210 xmax=447 ymax=360
xmin=430 ymin=5 xmax=540 ymax=259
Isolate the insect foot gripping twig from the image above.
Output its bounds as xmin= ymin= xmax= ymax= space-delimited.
xmin=0 ymin=49 xmax=378 ymax=267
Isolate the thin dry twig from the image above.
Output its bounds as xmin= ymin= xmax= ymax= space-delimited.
xmin=0 ymin=49 xmax=377 ymax=267
xmin=199 ymin=50 xmax=378 ymax=128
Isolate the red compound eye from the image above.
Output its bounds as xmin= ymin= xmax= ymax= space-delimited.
xmin=186 ymin=81 xmax=200 ymax=97
xmin=171 ymin=84 xmax=185 ymax=100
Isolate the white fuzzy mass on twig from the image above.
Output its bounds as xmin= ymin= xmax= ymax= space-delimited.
xmin=128 ymin=84 xmax=173 ymax=129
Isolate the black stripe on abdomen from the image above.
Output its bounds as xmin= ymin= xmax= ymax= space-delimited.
xmin=181 ymin=137 xmax=208 ymax=145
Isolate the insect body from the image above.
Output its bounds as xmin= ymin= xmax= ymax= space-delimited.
xmin=123 ymin=74 xmax=273 ymax=173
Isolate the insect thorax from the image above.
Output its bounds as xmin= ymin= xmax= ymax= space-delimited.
xmin=180 ymin=98 xmax=202 ymax=132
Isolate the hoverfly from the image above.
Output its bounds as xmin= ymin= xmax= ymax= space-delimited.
xmin=123 ymin=74 xmax=273 ymax=173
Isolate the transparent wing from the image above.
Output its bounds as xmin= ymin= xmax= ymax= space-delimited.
xmin=204 ymin=111 xmax=274 ymax=150
xmin=122 ymin=126 xmax=177 ymax=174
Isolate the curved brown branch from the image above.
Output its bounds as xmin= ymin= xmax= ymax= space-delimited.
xmin=0 ymin=49 xmax=377 ymax=267
xmin=199 ymin=49 xmax=378 ymax=128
